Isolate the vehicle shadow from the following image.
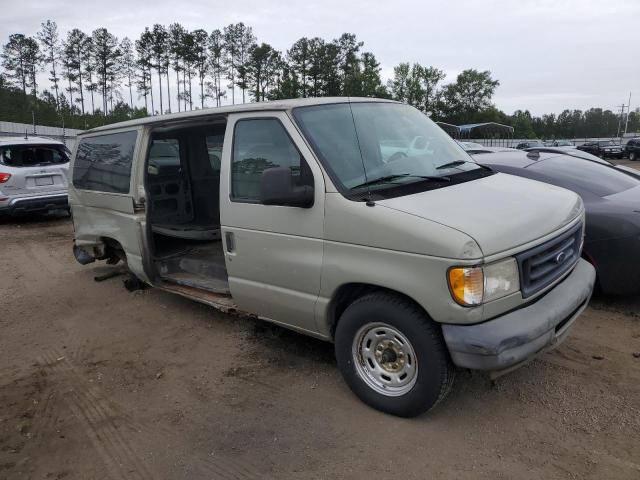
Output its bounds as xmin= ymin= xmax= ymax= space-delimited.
xmin=589 ymin=291 xmax=640 ymax=318
xmin=0 ymin=210 xmax=71 ymax=228
xmin=241 ymin=318 xmax=336 ymax=368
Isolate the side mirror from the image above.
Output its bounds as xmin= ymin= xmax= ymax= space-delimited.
xmin=260 ymin=167 xmax=314 ymax=208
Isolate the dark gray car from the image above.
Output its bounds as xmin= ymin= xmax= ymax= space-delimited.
xmin=473 ymin=149 xmax=640 ymax=295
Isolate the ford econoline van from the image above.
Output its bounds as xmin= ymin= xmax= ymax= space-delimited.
xmin=69 ymin=98 xmax=595 ymax=417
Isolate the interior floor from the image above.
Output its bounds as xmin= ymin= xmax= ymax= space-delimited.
xmin=154 ymin=237 xmax=229 ymax=294
xmin=146 ymin=122 xmax=229 ymax=295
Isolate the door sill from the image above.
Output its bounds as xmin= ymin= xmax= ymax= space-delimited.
xmin=161 ymin=272 xmax=230 ymax=295
xmin=159 ymin=282 xmax=238 ymax=313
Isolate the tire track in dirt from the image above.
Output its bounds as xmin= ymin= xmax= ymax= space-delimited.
xmin=189 ymin=456 xmax=265 ymax=480
xmin=38 ymin=350 xmax=267 ymax=480
xmin=22 ymin=237 xmax=71 ymax=275
xmin=542 ymin=342 xmax=640 ymax=384
xmin=26 ymin=386 xmax=68 ymax=468
xmin=39 ymin=350 xmax=157 ymax=480
xmin=0 ymin=244 xmax=30 ymax=306
xmin=2 ymin=242 xmax=52 ymax=300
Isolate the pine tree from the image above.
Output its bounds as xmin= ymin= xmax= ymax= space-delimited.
xmin=181 ymin=31 xmax=195 ymax=110
xmin=246 ymin=43 xmax=281 ymax=101
xmin=288 ymin=37 xmax=311 ymax=97
xmin=222 ymin=24 xmax=239 ymax=104
xmin=207 ymin=29 xmax=225 ymax=107
xmin=1 ymin=34 xmax=40 ymax=98
xmin=64 ymin=29 xmax=89 ymax=115
xmin=235 ymin=23 xmax=256 ymax=103
xmin=136 ymin=28 xmax=154 ymax=114
xmin=24 ymin=37 xmax=41 ymax=98
xmin=420 ymin=66 xmax=445 ymax=114
xmin=90 ymin=28 xmax=120 ymax=115
xmin=191 ymin=29 xmax=209 ymax=108
xmin=150 ymin=24 xmax=168 ymax=114
xmin=168 ymin=23 xmax=186 ymax=112
xmin=120 ymin=37 xmax=136 ymax=110
xmin=388 ymin=63 xmax=410 ymax=103
xmin=334 ymin=33 xmax=363 ymax=96
xmin=307 ymin=38 xmax=325 ymax=97
xmin=83 ymin=36 xmax=97 ymax=115
xmin=37 ymin=20 xmax=61 ymax=108
xmin=360 ymin=52 xmax=387 ymax=98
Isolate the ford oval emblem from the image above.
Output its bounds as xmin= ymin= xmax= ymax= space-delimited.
xmin=555 ymin=252 xmax=566 ymax=264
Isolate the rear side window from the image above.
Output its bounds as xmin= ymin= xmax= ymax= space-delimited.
xmin=73 ymin=131 xmax=137 ymax=193
xmin=231 ymin=118 xmax=312 ymax=202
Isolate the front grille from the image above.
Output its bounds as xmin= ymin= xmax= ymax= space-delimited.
xmin=516 ymin=222 xmax=583 ymax=298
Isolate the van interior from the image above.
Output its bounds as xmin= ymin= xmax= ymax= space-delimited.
xmin=145 ymin=121 xmax=230 ymax=295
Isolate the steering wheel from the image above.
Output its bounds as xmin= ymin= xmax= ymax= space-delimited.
xmin=388 ymin=151 xmax=408 ymax=162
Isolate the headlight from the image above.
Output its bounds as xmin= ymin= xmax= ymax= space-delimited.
xmin=448 ymin=258 xmax=520 ymax=306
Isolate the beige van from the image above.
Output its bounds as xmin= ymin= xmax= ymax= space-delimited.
xmin=70 ymin=98 xmax=595 ymax=417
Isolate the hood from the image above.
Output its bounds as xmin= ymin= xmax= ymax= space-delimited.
xmin=377 ymin=172 xmax=583 ymax=257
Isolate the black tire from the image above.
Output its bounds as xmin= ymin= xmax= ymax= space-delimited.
xmin=334 ymin=292 xmax=455 ymax=417
xmin=631 ymin=152 xmax=637 ymax=161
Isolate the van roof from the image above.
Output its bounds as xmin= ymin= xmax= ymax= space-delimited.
xmin=0 ymin=136 xmax=65 ymax=146
xmin=82 ymin=97 xmax=397 ymax=135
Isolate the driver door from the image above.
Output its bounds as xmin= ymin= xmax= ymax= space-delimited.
xmin=219 ymin=112 xmax=326 ymax=335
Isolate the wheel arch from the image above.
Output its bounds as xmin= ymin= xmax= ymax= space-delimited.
xmin=325 ymin=282 xmax=436 ymax=340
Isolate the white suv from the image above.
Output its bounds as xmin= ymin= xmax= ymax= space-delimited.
xmin=0 ymin=136 xmax=70 ymax=217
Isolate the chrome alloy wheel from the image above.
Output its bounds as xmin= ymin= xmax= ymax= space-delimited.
xmin=351 ymin=322 xmax=418 ymax=397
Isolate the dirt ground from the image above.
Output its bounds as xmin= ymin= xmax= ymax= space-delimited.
xmin=2 ymin=177 xmax=640 ymax=479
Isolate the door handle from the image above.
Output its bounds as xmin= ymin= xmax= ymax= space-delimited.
xmin=225 ymin=232 xmax=235 ymax=253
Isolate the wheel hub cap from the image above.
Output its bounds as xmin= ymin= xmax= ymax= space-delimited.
xmin=352 ymin=323 xmax=418 ymax=397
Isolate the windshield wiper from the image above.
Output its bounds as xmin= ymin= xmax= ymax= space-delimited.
xmin=350 ymin=173 xmax=450 ymax=190
xmin=436 ymin=160 xmax=474 ymax=170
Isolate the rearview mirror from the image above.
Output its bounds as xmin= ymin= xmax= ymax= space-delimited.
xmin=260 ymin=167 xmax=314 ymax=208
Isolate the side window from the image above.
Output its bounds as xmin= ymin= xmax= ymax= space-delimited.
xmin=231 ymin=118 xmax=312 ymax=202
xmin=206 ymin=134 xmax=224 ymax=172
xmin=205 ymin=124 xmax=226 ymax=173
xmin=73 ymin=131 xmax=137 ymax=194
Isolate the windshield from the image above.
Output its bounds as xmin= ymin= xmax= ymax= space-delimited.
xmin=293 ymin=102 xmax=483 ymax=196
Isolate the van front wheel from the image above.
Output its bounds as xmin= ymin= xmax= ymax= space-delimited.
xmin=334 ymin=293 xmax=455 ymax=417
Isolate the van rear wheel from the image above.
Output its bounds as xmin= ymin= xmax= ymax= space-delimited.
xmin=335 ymin=292 xmax=455 ymax=417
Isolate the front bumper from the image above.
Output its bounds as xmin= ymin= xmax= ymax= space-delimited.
xmin=603 ymin=150 xmax=623 ymax=158
xmin=0 ymin=193 xmax=68 ymax=215
xmin=442 ymin=259 xmax=595 ymax=371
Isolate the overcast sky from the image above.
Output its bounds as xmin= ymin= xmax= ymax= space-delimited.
xmin=3 ymin=0 xmax=638 ymax=115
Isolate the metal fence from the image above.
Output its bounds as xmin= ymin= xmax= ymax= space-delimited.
xmin=0 ymin=121 xmax=84 ymax=150
xmin=469 ymin=135 xmax=639 ymax=148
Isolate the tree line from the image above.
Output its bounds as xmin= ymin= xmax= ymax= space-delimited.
xmin=0 ymin=21 xmax=394 ymax=119
xmin=0 ymin=19 xmax=637 ymax=138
